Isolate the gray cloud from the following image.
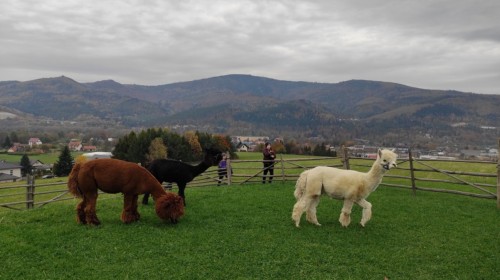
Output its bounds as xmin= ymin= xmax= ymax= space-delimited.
xmin=1 ymin=0 xmax=499 ymax=94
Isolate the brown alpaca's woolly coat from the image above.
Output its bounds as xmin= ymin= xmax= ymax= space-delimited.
xmin=68 ymin=158 xmax=184 ymax=225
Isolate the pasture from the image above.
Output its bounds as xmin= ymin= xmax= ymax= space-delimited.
xmin=0 ymin=151 xmax=84 ymax=164
xmin=1 ymin=182 xmax=498 ymax=279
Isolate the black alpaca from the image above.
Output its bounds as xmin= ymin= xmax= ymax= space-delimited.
xmin=142 ymin=148 xmax=223 ymax=205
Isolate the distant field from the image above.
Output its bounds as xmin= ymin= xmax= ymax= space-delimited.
xmin=0 ymin=151 xmax=84 ymax=164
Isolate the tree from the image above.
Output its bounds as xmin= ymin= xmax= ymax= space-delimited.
xmin=20 ymin=154 xmax=32 ymax=177
xmin=212 ymin=134 xmax=233 ymax=153
xmin=146 ymin=137 xmax=168 ymax=163
xmin=284 ymin=140 xmax=298 ymax=155
xmin=114 ymin=128 xmax=233 ymax=163
xmin=272 ymin=142 xmax=286 ymax=154
xmin=113 ymin=131 xmax=138 ymax=162
xmin=3 ymin=135 xmax=12 ymax=148
xmin=9 ymin=132 xmax=19 ymax=143
xmin=184 ymin=131 xmax=203 ymax=157
xmin=53 ymin=146 xmax=74 ymax=176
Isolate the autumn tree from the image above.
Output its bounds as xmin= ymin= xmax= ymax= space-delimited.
xmin=210 ymin=134 xmax=235 ymax=158
xmin=146 ymin=137 xmax=168 ymax=162
xmin=74 ymin=155 xmax=88 ymax=164
xmin=184 ymin=131 xmax=202 ymax=157
xmin=272 ymin=141 xmax=286 ymax=154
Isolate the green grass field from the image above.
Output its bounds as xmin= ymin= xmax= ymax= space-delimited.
xmin=1 ymin=183 xmax=498 ymax=279
xmin=0 ymin=151 xmax=84 ymax=164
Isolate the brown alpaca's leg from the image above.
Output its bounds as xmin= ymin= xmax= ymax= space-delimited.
xmin=76 ymin=200 xmax=87 ymax=224
xmin=121 ymin=194 xmax=140 ymax=223
xmin=131 ymin=195 xmax=140 ymax=220
xmin=84 ymin=193 xmax=101 ymax=225
xmin=142 ymin=192 xmax=150 ymax=205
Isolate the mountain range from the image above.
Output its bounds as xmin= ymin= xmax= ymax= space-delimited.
xmin=1 ymin=74 xmax=499 ymax=147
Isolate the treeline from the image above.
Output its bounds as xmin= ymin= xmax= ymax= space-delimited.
xmin=112 ymin=128 xmax=235 ymax=164
xmin=281 ymin=141 xmax=337 ymax=157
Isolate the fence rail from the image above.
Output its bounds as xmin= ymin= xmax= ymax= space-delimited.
xmin=1 ymin=142 xmax=499 ymax=210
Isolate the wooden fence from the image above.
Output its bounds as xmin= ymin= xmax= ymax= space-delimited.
xmin=1 ymin=143 xmax=499 ymax=210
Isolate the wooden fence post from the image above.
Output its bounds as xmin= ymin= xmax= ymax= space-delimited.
xmin=497 ymin=138 xmax=500 ymax=209
xmin=342 ymin=146 xmax=350 ymax=170
xmin=227 ymin=157 xmax=232 ymax=186
xmin=26 ymin=174 xmax=35 ymax=209
xmin=280 ymin=154 xmax=285 ymax=183
xmin=409 ymin=148 xmax=417 ymax=196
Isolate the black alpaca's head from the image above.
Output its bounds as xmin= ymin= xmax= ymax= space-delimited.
xmin=204 ymin=148 xmax=223 ymax=166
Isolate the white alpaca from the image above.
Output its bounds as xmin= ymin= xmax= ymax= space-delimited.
xmin=292 ymin=149 xmax=398 ymax=228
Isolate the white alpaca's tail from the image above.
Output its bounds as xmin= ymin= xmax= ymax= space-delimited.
xmin=294 ymin=170 xmax=309 ymax=200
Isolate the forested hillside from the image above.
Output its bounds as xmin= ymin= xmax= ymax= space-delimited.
xmin=1 ymin=74 xmax=499 ymax=148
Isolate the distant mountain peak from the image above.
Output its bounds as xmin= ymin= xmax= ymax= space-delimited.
xmin=86 ymin=79 xmax=124 ymax=90
xmin=20 ymin=75 xmax=87 ymax=92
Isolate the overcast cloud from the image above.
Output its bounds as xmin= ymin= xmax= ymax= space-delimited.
xmin=1 ymin=0 xmax=499 ymax=94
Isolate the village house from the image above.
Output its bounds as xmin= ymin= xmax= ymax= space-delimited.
xmin=28 ymin=137 xmax=42 ymax=147
xmin=237 ymin=143 xmax=250 ymax=152
xmin=232 ymin=136 xmax=270 ymax=152
xmin=0 ymin=161 xmax=22 ymax=182
xmin=68 ymin=140 xmax=83 ymax=151
xmin=82 ymin=145 xmax=97 ymax=152
xmin=30 ymin=159 xmax=52 ymax=174
xmin=7 ymin=143 xmax=26 ymax=153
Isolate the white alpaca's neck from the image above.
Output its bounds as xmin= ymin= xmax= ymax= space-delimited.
xmin=366 ymin=160 xmax=386 ymax=192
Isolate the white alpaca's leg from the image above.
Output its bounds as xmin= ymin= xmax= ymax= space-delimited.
xmin=339 ymin=200 xmax=354 ymax=227
xmin=305 ymin=195 xmax=321 ymax=226
xmin=292 ymin=197 xmax=308 ymax=227
xmin=357 ymin=199 xmax=372 ymax=227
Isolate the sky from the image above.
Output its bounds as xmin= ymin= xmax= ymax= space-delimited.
xmin=1 ymin=0 xmax=500 ymax=94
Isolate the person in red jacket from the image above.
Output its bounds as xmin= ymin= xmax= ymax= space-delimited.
xmin=262 ymin=142 xmax=276 ymax=184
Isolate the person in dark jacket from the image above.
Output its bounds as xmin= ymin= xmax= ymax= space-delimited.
xmin=262 ymin=142 xmax=276 ymax=184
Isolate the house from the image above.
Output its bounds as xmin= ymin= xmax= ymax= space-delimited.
xmin=237 ymin=143 xmax=250 ymax=152
xmin=30 ymin=160 xmax=52 ymax=173
xmin=28 ymin=138 xmax=42 ymax=147
xmin=232 ymin=136 xmax=269 ymax=146
xmin=68 ymin=140 xmax=82 ymax=151
xmin=460 ymin=149 xmax=483 ymax=160
xmin=8 ymin=143 xmax=27 ymax=153
xmin=82 ymin=145 xmax=97 ymax=152
xmin=0 ymin=161 xmax=22 ymax=182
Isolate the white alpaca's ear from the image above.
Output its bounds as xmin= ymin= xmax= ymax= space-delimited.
xmin=378 ymin=149 xmax=382 ymax=158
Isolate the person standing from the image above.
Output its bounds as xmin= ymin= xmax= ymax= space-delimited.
xmin=262 ymin=142 xmax=276 ymax=184
xmin=217 ymin=153 xmax=229 ymax=186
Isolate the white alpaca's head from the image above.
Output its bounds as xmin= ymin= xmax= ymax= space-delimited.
xmin=377 ymin=149 xmax=398 ymax=171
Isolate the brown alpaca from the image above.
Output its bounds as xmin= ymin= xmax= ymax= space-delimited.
xmin=67 ymin=158 xmax=184 ymax=225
